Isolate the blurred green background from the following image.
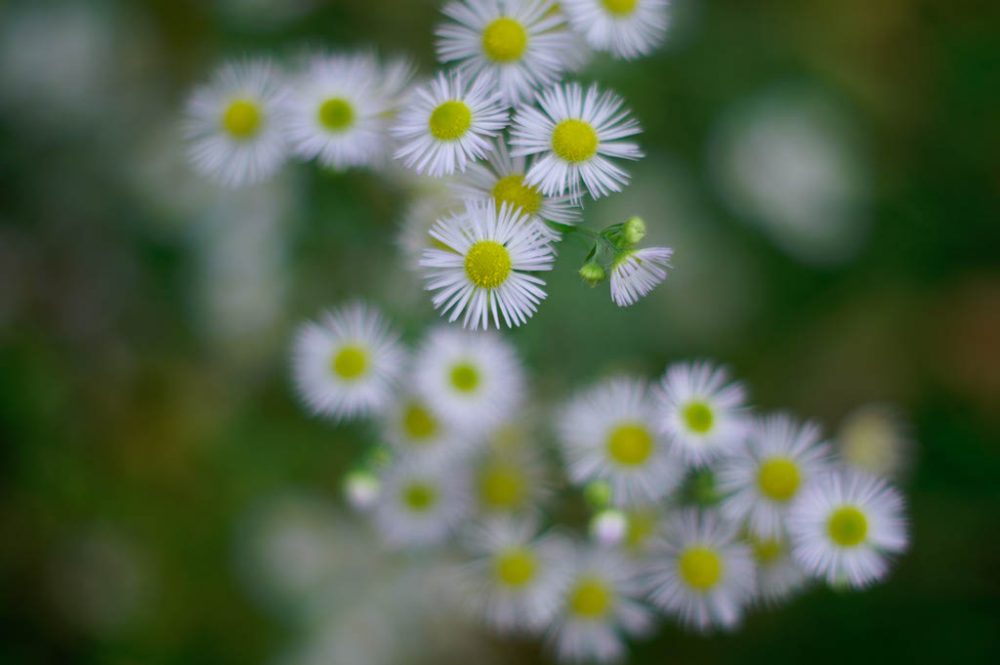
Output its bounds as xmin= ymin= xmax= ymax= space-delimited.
xmin=1 ymin=0 xmax=997 ymax=663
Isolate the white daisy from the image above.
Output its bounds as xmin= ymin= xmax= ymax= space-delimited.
xmin=413 ymin=326 xmax=525 ymax=432
xmin=645 ymin=509 xmax=756 ymax=632
xmin=836 ymin=404 xmax=914 ymax=479
xmin=461 ymin=518 xmax=572 ymax=633
xmin=609 ymin=246 xmax=672 ymax=307
xmin=377 ymin=55 xmax=416 ymax=115
xmin=451 ymin=138 xmax=582 ymax=231
xmin=561 ymin=0 xmax=671 ymax=60
xmin=291 ymin=303 xmax=406 ymax=420
xmin=716 ymin=414 xmax=833 ymax=538
xmin=473 ymin=430 xmax=550 ymax=516
xmin=654 ymin=361 xmax=751 ymax=466
xmin=373 ymin=457 xmax=471 ymax=548
xmin=185 ymin=58 xmax=290 ymax=187
xmin=744 ymin=532 xmax=809 ymax=603
xmin=436 ymin=0 xmax=578 ymax=106
xmin=391 ymin=71 xmax=508 ymax=177
xmin=396 ymin=184 xmax=463 ymax=271
xmin=282 ymin=53 xmax=388 ymax=170
xmin=547 ymin=545 xmax=653 ymax=663
xmin=381 ymin=393 xmax=474 ymax=465
xmin=421 ymin=200 xmax=556 ymax=330
xmin=510 ymin=81 xmax=643 ymax=199
xmin=557 ymin=377 xmax=684 ymax=507
xmin=788 ymin=469 xmax=908 ymax=588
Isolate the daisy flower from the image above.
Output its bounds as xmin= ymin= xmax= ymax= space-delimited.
xmin=291 ymin=303 xmax=406 ymax=420
xmin=421 ymin=200 xmax=556 ymax=330
xmin=377 ymin=55 xmax=416 ymax=115
xmin=185 ymin=58 xmax=290 ymax=187
xmin=451 ymin=139 xmax=583 ymax=231
xmin=381 ymin=393 xmax=475 ymax=465
xmin=547 ymin=545 xmax=653 ymax=663
xmin=436 ymin=0 xmax=578 ymax=106
xmin=646 ymin=509 xmax=756 ymax=632
xmin=744 ymin=532 xmax=809 ymax=603
xmin=609 ymin=246 xmax=672 ymax=307
xmin=510 ymin=81 xmax=643 ymax=199
xmin=391 ymin=71 xmax=508 ymax=177
xmin=561 ymin=0 xmax=671 ymax=60
xmin=654 ymin=361 xmax=751 ymax=466
xmin=557 ymin=378 xmax=684 ymax=506
xmin=716 ymin=414 xmax=833 ymax=538
xmin=788 ymin=469 xmax=908 ymax=588
xmin=373 ymin=457 xmax=471 ymax=548
xmin=413 ymin=326 xmax=525 ymax=432
xmin=461 ymin=518 xmax=572 ymax=633
xmin=282 ymin=53 xmax=388 ymax=170
xmin=473 ymin=432 xmax=550 ymax=516
xmin=396 ymin=185 xmax=463 ymax=270
xmin=836 ymin=404 xmax=914 ymax=479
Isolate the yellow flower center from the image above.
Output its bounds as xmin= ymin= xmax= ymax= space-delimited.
xmin=330 ymin=345 xmax=368 ymax=380
xmin=478 ymin=464 xmax=525 ymax=509
xmin=551 ymin=118 xmax=599 ymax=163
xmin=492 ymin=174 xmax=544 ymax=215
xmin=465 ymin=239 xmax=512 ymax=289
xmin=568 ymin=577 xmax=612 ymax=618
xmin=682 ymin=401 xmax=714 ymax=434
xmin=221 ymin=99 xmax=262 ymax=139
xmin=428 ymin=100 xmax=472 ymax=140
xmin=402 ymin=402 xmax=438 ymax=441
xmin=317 ymin=97 xmax=354 ymax=131
xmin=494 ymin=548 xmax=537 ymax=587
xmin=757 ymin=457 xmax=801 ymax=501
xmin=449 ymin=362 xmax=481 ymax=393
xmin=602 ymin=0 xmax=638 ymax=16
xmin=606 ymin=422 xmax=655 ymax=466
xmin=481 ymin=17 xmax=528 ymax=63
xmin=678 ymin=546 xmax=724 ymax=592
xmin=827 ymin=506 xmax=868 ymax=547
xmin=749 ymin=536 xmax=784 ymax=564
xmin=402 ymin=482 xmax=438 ymax=512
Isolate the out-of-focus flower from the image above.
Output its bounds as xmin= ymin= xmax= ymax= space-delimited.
xmin=836 ymin=404 xmax=913 ymax=479
xmin=374 ymin=457 xmax=472 ymax=548
xmin=561 ymin=0 xmax=671 ymax=60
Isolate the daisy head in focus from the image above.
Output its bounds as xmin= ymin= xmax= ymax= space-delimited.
xmin=557 ymin=377 xmax=684 ymax=507
xmin=547 ymin=544 xmax=653 ymax=663
xmin=744 ymin=531 xmax=809 ymax=603
xmin=654 ymin=360 xmax=751 ymax=466
xmin=185 ymin=58 xmax=289 ymax=187
xmin=461 ymin=517 xmax=572 ymax=634
xmin=413 ymin=326 xmax=525 ymax=431
xmin=716 ymin=414 xmax=832 ymax=538
xmin=421 ymin=199 xmax=556 ymax=330
xmin=645 ymin=509 xmax=756 ymax=632
xmin=283 ymin=52 xmax=391 ymax=170
xmin=291 ymin=302 xmax=405 ymax=421
xmin=511 ymin=81 xmax=643 ymax=200
xmin=436 ymin=0 xmax=578 ymax=106
xmin=561 ymin=0 xmax=671 ymax=60
xmin=788 ymin=469 xmax=908 ymax=588
xmin=391 ymin=71 xmax=508 ymax=177
xmin=373 ymin=456 xmax=471 ymax=548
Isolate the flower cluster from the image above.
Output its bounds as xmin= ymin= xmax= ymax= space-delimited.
xmin=292 ymin=301 xmax=910 ymax=663
xmin=184 ymin=0 xmax=678 ymax=326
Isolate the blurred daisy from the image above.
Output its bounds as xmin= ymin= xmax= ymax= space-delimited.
xmin=436 ymin=0 xmax=578 ymax=105
xmin=654 ymin=361 xmax=751 ymax=466
xmin=374 ymin=457 xmax=471 ymax=547
xmin=414 ymin=326 xmax=525 ymax=431
xmin=381 ymin=394 xmax=473 ymax=464
xmin=788 ymin=469 xmax=908 ymax=588
xmin=646 ymin=509 xmax=755 ymax=632
xmin=557 ymin=378 xmax=684 ymax=506
xmin=451 ymin=139 xmax=582 ymax=231
xmin=744 ymin=532 xmax=809 ymax=603
xmin=377 ymin=55 xmax=416 ymax=115
xmin=547 ymin=545 xmax=653 ymax=663
xmin=609 ymin=246 xmax=672 ymax=307
xmin=474 ymin=435 xmax=550 ymax=516
xmin=283 ymin=53 xmax=388 ymax=170
xmin=291 ymin=303 xmax=405 ymax=420
xmin=561 ymin=0 xmax=670 ymax=60
xmin=461 ymin=518 xmax=572 ymax=633
xmin=396 ymin=185 xmax=463 ymax=270
xmin=836 ymin=404 xmax=914 ymax=479
xmin=391 ymin=71 xmax=508 ymax=176
xmin=716 ymin=414 xmax=832 ymax=538
xmin=421 ymin=200 xmax=556 ymax=330
xmin=185 ymin=59 xmax=290 ymax=187
xmin=510 ymin=82 xmax=643 ymax=199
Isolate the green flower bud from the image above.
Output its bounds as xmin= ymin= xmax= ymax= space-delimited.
xmin=578 ymin=261 xmax=607 ymax=286
xmin=622 ymin=216 xmax=647 ymax=245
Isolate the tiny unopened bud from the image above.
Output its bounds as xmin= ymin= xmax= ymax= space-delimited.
xmin=344 ymin=471 xmax=380 ymax=511
xmin=579 ymin=261 xmax=606 ymax=286
xmin=590 ymin=509 xmax=627 ymax=546
xmin=623 ymin=216 xmax=647 ymax=245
